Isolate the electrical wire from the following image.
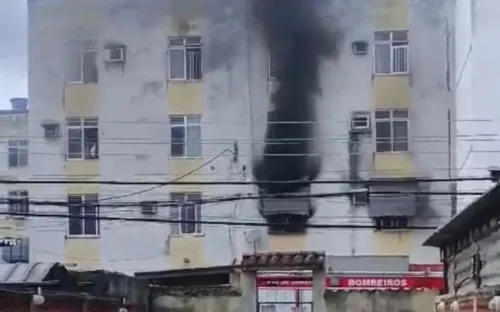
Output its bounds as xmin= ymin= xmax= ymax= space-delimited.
xmin=0 ymin=176 xmax=492 ymax=186
xmin=99 ymin=148 xmax=233 ymax=201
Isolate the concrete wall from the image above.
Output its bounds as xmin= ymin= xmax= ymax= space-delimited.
xmin=23 ymin=0 xmax=453 ymax=272
xmin=455 ymin=0 xmax=500 ymax=208
xmin=152 ymin=290 xmax=438 ymax=312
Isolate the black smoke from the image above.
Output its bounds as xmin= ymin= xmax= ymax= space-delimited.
xmin=252 ymin=0 xmax=340 ymax=194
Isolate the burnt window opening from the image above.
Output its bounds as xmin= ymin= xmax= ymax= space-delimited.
xmin=266 ymin=214 xmax=308 ymax=234
xmin=374 ymin=216 xmax=409 ymax=230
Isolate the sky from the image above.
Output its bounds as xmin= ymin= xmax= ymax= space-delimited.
xmin=0 ymin=0 xmax=27 ymax=109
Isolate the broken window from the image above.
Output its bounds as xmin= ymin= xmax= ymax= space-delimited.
xmin=67 ymin=118 xmax=99 ymax=160
xmin=7 ymin=139 xmax=28 ymax=167
xmin=374 ymin=30 xmax=409 ymax=74
xmin=169 ymin=193 xmax=202 ymax=235
xmin=374 ymin=109 xmax=409 ymax=152
xmin=169 ymin=115 xmax=201 ymax=157
xmin=168 ymin=36 xmax=202 ymax=80
xmin=67 ymin=194 xmax=99 ymax=236
xmin=8 ymin=190 xmax=29 ymax=214
xmin=67 ymin=49 xmax=98 ymax=83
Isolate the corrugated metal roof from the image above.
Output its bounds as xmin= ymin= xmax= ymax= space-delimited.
xmin=0 ymin=262 xmax=58 ymax=283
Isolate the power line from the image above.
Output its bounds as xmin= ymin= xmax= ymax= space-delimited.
xmin=0 ymin=211 xmax=437 ymax=230
xmin=0 ymin=176 xmax=492 ymax=186
xmin=99 ymin=148 xmax=233 ymax=201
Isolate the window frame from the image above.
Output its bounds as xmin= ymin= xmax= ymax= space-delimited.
xmin=268 ymin=53 xmax=277 ymax=80
xmin=67 ymin=194 xmax=100 ymax=237
xmin=373 ymin=30 xmax=409 ymax=75
xmin=169 ymin=115 xmax=202 ymax=158
xmin=66 ymin=48 xmax=98 ymax=84
xmin=7 ymin=139 xmax=28 ymax=168
xmin=66 ymin=117 xmax=99 ymax=160
xmin=167 ymin=36 xmax=203 ymax=81
xmin=7 ymin=190 xmax=29 ymax=217
xmin=373 ymin=109 xmax=410 ymax=153
xmin=169 ymin=192 xmax=202 ymax=236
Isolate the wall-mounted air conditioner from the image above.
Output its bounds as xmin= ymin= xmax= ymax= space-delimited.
xmin=350 ymin=113 xmax=371 ymax=131
xmin=104 ymin=47 xmax=125 ymax=63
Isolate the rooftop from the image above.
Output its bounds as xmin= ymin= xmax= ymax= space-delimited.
xmin=423 ymin=183 xmax=500 ymax=248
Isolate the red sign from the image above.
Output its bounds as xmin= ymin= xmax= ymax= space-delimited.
xmin=256 ymin=276 xmax=444 ymax=290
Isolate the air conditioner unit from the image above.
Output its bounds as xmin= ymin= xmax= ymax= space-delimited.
xmin=140 ymin=201 xmax=158 ymax=215
xmin=42 ymin=122 xmax=61 ymax=139
xmin=351 ymin=113 xmax=371 ymax=130
xmin=104 ymin=47 xmax=125 ymax=63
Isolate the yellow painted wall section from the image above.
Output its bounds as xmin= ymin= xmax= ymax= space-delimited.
xmin=64 ymin=239 xmax=100 ymax=270
xmin=65 ymin=161 xmax=100 ymax=194
xmin=372 ymin=231 xmax=411 ymax=256
xmin=373 ymin=153 xmax=416 ymax=178
xmin=372 ymin=76 xmax=410 ymax=109
xmin=169 ymin=160 xmax=203 ymax=193
xmin=169 ymin=236 xmax=208 ymax=269
xmin=64 ymin=85 xmax=98 ymax=116
xmin=265 ymin=235 xmax=306 ymax=253
xmin=374 ymin=0 xmax=409 ymax=30
xmin=167 ymin=83 xmax=203 ymax=114
xmin=0 ymin=221 xmax=19 ymax=237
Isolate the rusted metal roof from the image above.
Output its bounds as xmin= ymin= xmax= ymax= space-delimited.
xmin=241 ymin=252 xmax=325 ymax=271
xmin=0 ymin=262 xmax=59 ymax=284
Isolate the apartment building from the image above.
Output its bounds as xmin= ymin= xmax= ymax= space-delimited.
xmin=19 ymin=0 xmax=455 ymax=273
xmin=454 ymin=0 xmax=500 ymax=208
xmin=0 ymin=98 xmax=30 ymax=263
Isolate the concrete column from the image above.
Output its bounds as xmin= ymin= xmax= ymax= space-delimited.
xmin=312 ymin=270 xmax=327 ymax=312
xmin=239 ymin=271 xmax=258 ymax=312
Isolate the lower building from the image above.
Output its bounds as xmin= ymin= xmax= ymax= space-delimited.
xmin=423 ymin=183 xmax=500 ymax=312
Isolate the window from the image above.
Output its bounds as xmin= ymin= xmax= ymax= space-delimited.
xmin=8 ymin=140 xmax=28 ymax=167
xmin=67 ymin=194 xmax=99 ymax=236
xmin=374 ymin=109 xmax=409 ymax=152
xmin=374 ymin=216 xmax=409 ymax=230
xmin=8 ymin=190 xmax=29 ymax=215
xmin=67 ymin=118 xmax=99 ymax=160
xmin=67 ymin=49 xmax=98 ymax=83
xmin=260 ymin=305 xmax=276 ymax=312
xmin=170 ymin=115 xmax=201 ymax=157
xmin=374 ymin=31 xmax=409 ymax=74
xmin=268 ymin=52 xmax=279 ymax=80
xmin=169 ymin=193 xmax=202 ymax=235
xmin=168 ymin=37 xmax=202 ymax=80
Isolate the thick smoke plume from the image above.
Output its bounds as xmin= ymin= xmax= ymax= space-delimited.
xmin=252 ymin=0 xmax=340 ymax=194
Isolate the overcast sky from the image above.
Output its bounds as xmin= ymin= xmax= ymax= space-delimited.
xmin=0 ymin=0 xmax=27 ymax=109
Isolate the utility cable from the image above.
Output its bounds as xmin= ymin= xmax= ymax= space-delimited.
xmin=99 ymin=148 xmax=233 ymax=201
xmin=0 ymin=176 xmax=493 ymax=186
xmin=0 ymin=211 xmax=437 ymax=230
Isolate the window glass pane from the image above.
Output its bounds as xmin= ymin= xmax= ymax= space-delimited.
xmin=18 ymin=149 xmax=28 ymax=166
xmin=67 ymin=118 xmax=81 ymax=127
xmin=8 ymin=149 xmax=18 ymax=167
xmin=67 ymin=51 xmax=82 ymax=82
xmin=68 ymin=203 xmax=82 ymax=235
xmin=181 ymin=204 xmax=196 ymax=234
xmin=186 ymin=116 xmax=201 ymax=124
xmin=186 ymin=48 xmax=202 ymax=80
xmin=374 ymin=43 xmax=391 ymax=74
xmin=169 ymin=49 xmax=185 ymax=79
xmin=169 ymin=38 xmax=184 ymax=46
xmin=392 ymin=31 xmax=408 ymax=42
xmin=68 ymin=128 xmax=83 ymax=158
xmin=393 ymin=110 xmax=408 ymax=118
xmin=185 ymin=36 xmax=201 ymax=45
xmin=171 ymin=127 xmax=185 ymax=156
xmin=374 ymin=111 xmax=390 ymax=119
xmin=84 ymin=204 xmax=97 ymax=235
xmin=83 ymin=128 xmax=99 ymax=160
xmin=375 ymin=121 xmax=392 ymax=152
xmin=82 ymin=51 xmax=98 ymax=83
xmin=392 ymin=45 xmax=408 ymax=73
xmin=170 ymin=116 xmax=185 ymax=125
xmin=374 ymin=31 xmax=390 ymax=41
xmin=186 ymin=125 xmax=201 ymax=157
xmin=393 ymin=121 xmax=409 ymax=151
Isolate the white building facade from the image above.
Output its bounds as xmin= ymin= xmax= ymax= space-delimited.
xmin=454 ymin=0 xmax=500 ymax=207
xmin=14 ymin=0 xmax=455 ymax=273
